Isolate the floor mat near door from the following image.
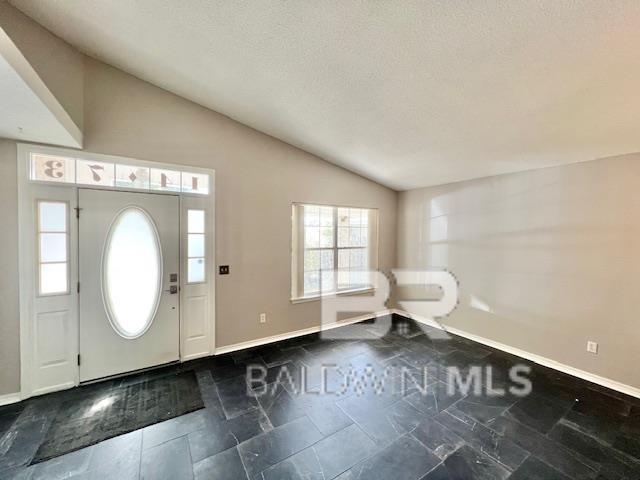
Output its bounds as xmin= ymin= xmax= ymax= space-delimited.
xmin=30 ymin=370 xmax=204 ymax=464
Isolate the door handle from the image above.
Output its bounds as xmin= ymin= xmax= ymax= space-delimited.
xmin=164 ymin=285 xmax=179 ymax=294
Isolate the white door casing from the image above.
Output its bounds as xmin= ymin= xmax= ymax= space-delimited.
xmin=78 ymin=189 xmax=180 ymax=382
xmin=17 ymin=143 xmax=215 ymax=399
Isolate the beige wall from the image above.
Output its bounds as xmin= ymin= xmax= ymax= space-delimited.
xmin=0 ymin=54 xmax=397 ymax=395
xmin=0 ymin=2 xmax=84 ymax=130
xmin=82 ymin=57 xmax=398 ymax=348
xmin=397 ymin=155 xmax=640 ymax=389
xmin=0 ymin=139 xmax=19 ymax=395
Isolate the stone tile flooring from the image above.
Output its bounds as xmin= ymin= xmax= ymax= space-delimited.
xmin=1 ymin=314 xmax=639 ymax=479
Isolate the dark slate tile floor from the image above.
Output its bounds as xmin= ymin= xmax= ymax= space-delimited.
xmin=1 ymin=314 xmax=640 ymax=479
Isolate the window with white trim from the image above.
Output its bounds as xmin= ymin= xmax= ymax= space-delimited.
xmin=187 ymin=209 xmax=206 ymax=283
xmin=37 ymin=201 xmax=69 ymax=295
xmin=291 ymin=203 xmax=378 ymax=301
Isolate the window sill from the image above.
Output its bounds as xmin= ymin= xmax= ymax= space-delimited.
xmin=291 ymin=287 xmax=375 ymax=304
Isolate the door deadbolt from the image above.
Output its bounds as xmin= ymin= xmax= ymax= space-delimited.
xmin=169 ymin=273 xmax=178 ymax=283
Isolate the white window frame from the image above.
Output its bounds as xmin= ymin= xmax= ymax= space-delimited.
xmin=291 ymin=203 xmax=379 ymax=303
xmin=36 ymin=199 xmax=70 ymax=296
xmin=186 ymin=209 xmax=206 ymax=284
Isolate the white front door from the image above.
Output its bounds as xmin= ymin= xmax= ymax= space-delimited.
xmin=79 ymin=189 xmax=180 ymax=382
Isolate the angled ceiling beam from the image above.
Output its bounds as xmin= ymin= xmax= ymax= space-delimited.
xmin=0 ymin=25 xmax=82 ymax=147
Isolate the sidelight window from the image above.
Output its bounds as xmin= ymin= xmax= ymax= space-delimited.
xmin=187 ymin=209 xmax=206 ymax=283
xmin=37 ymin=201 xmax=69 ymax=295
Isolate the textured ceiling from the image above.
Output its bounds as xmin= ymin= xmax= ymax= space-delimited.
xmin=10 ymin=0 xmax=640 ymax=190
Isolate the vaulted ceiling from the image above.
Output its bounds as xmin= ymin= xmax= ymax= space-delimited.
xmin=11 ymin=0 xmax=640 ymax=190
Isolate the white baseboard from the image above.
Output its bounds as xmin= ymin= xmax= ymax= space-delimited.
xmin=0 ymin=392 xmax=21 ymax=406
xmin=9 ymin=311 xmax=395 ymax=403
xmin=392 ymin=308 xmax=640 ymax=399
xmin=182 ymin=351 xmax=211 ymax=362
xmin=31 ymin=381 xmax=77 ymax=398
xmin=215 ymin=309 xmax=394 ymax=355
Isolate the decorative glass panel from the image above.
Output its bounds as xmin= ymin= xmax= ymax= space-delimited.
xmin=115 ymin=164 xmax=150 ymax=189
xmin=187 ymin=209 xmax=206 ymax=284
xmin=29 ymin=150 xmax=211 ymax=196
xmin=39 ymin=202 xmax=66 ymax=232
xmin=37 ymin=201 xmax=68 ymax=296
xmin=30 ymin=153 xmax=75 ymax=183
xmin=150 ymin=168 xmax=181 ymax=192
xmin=187 ymin=258 xmax=205 ymax=283
xmin=103 ymin=208 xmax=162 ymax=338
xmin=188 ymin=210 xmax=205 ymax=233
xmin=181 ymin=172 xmax=209 ymax=194
xmin=76 ymin=159 xmax=115 ymax=186
xmin=40 ymin=263 xmax=67 ymax=295
xmin=188 ymin=234 xmax=205 ymax=258
xmin=40 ymin=233 xmax=66 ymax=263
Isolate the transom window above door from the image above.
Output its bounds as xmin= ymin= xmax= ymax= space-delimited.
xmin=291 ymin=203 xmax=379 ymax=302
xmin=29 ymin=152 xmax=210 ymax=195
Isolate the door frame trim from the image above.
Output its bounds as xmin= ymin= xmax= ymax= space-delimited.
xmin=17 ymin=143 xmax=216 ymax=399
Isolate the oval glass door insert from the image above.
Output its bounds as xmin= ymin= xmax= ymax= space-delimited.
xmin=102 ymin=207 xmax=163 ymax=339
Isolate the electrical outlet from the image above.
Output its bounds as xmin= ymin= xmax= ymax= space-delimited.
xmin=587 ymin=341 xmax=598 ymax=354
xmin=219 ymin=265 xmax=230 ymax=275
xmin=259 ymin=313 xmax=267 ymax=324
